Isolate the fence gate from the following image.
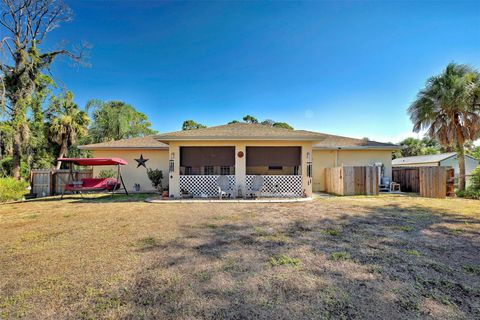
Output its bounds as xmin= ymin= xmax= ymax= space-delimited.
xmin=324 ymin=166 xmax=379 ymax=196
xmin=31 ymin=170 xmax=52 ymax=197
xmin=419 ymin=167 xmax=455 ymax=198
xmin=392 ymin=167 xmax=420 ymax=192
xmin=393 ymin=166 xmax=454 ymax=198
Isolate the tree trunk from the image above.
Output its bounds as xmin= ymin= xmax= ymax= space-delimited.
xmin=454 ymin=113 xmax=467 ymax=191
xmin=0 ymin=131 xmax=4 ymax=160
xmin=457 ymin=145 xmax=466 ymax=191
xmin=10 ymin=50 xmax=29 ymax=180
xmin=11 ymin=128 xmax=22 ymax=179
xmin=56 ymin=136 xmax=68 ymax=170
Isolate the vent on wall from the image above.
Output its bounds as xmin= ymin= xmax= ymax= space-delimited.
xmin=268 ymin=165 xmax=283 ymax=170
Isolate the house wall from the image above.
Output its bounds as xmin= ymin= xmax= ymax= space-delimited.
xmin=167 ymin=140 xmax=313 ymax=198
xmin=91 ymin=149 xmax=169 ymax=192
xmin=312 ymin=149 xmax=393 ymax=192
xmin=90 ymin=146 xmax=396 ymax=195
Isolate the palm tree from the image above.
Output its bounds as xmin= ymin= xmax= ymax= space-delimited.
xmin=408 ymin=63 xmax=480 ymax=191
xmin=46 ymin=91 xmax=90 ymax=169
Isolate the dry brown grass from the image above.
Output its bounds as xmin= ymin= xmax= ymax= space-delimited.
xmin=0 ymin=194 xmax=479 ymax=319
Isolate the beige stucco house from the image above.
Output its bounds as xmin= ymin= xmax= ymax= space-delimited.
xmin=79 ymin=123 xmax=399 ymax=197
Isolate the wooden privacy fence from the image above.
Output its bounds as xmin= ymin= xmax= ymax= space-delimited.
xmin=419 ymin=167 xmax=455 ymax=198
xmin=325 ymin=166 xmax=379 ymax=196
xmin=30 ymin=169 xmax=93 ymax=197
xmin=392 ymin=167 xmax=420 ymax=192
xmin=392 ymin=166 xmax=454 ymax=198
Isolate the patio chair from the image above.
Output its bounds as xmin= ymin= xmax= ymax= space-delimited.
xmin=246 ymin=175 xmax=264 ymax=199
xmin=217 ymin=176 xmax=234 ymax=199
xmin=390 ymin=181 xmax=401 ymax=192
xmin=379 ymin=176 xmax=391 ymax=192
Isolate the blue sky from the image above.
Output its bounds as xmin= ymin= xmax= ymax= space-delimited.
xmin=45 ymin=0 xmax=480 ymax=142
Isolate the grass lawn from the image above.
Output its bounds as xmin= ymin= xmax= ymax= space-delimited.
xmin=1 ymin=195 xmax=479 ymax=319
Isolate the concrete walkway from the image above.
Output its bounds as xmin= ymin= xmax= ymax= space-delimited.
xmin=146 ymin=197 xmax=313 ymax=203
xmin=312 ymin=192 xmax=337 ymax=199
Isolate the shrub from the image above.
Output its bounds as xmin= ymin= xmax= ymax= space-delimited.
xmin=456 ymin=167 xmax=480 ymax=199
xmin=468 ymin=165 xmax=480 ymax=191
xmin=146 ymin=168 xmax=163 ymax=191
xmin=0 ymin=178 xmax=29 ymax=202
xmin=98 ymin=169 xmax=117 ymax=178
xmin=456 ymin=189 xmax=480 ymax=200
xmin=0 ymin=157 xmax=29 ymax=180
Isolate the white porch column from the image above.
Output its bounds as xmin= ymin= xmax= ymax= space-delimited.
xmin=302 ymin=144 xmax=313 ymax=197
xmin=235 ymin=144 xmax=246 ymax=198
xmin=168 ymin=143 xmax=180 ymax=198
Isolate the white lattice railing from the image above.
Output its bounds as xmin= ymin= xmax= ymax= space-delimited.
xmin=246 ymin=175 xmax=303 ymax=197
xmin=179 ymin=175 xmax=235 ymax=198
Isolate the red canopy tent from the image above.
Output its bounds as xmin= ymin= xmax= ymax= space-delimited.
xmin=58 ymin=158 xmax=129 ymax=198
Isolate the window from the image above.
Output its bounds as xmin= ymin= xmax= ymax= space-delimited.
xmin=169 ymin=160 xmax=174 ymax=173
xmin=268 ymin=165 xmax=283 ymax=171
xmin=307 ymin=162 xmax=313 ymax=178
xmin=293 ymin=166 xmax=299 ymax=175
xmin=220 ymin=166 xmax=230 ymax=175
xmin=204 ymin=166 xmax=214 ymax=175
xmin=184 ymin=166 xmax=192 ymax=175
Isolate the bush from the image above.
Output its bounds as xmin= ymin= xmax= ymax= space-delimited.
xmin=98 ymin=169 xmax=117 ymax=178
xmin=0 ymin=178 xmax=29 ymax=202
xmin=469 ymin=166 xmax=480 ymax=191
xmin=0 ymin=157 xmax=29 ymax=179
xmin=455 ymin=166 xmax=480 ymax=199
xmin=146 ymin=168 xmax=163 ymax=191
xmin=456 ymin=189 xmax=480 ymax=200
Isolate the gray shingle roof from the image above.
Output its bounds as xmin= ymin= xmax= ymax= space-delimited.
xmin=79 ymin=135 xmax=168 ymax=150
xmin=79 ymin=123 xmax=400 ymax=150
xmin=392 ymin=152 xmax=457 ymax=165
xmin=313 ymin=134 xmax=399 ymax=149
xmin=154 ymin=123 xmax=328 ymax=141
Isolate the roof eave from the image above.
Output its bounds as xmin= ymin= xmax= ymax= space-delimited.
xmin=392 ymin=161 xmax=441 ymax=165
xmin=78 ymin=146 xmax=169 ymax=150
xmin=155 ymin=136 xmax=326 ymax=142
xmin=313 ymin=146 xmax=401 ymax=151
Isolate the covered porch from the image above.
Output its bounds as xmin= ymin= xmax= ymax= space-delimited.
xmin=171 ymin=144 xmax=311 ymax=198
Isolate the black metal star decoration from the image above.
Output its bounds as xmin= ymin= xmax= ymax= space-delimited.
xmin=135 ymin=154 xmax=149 ymax=168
